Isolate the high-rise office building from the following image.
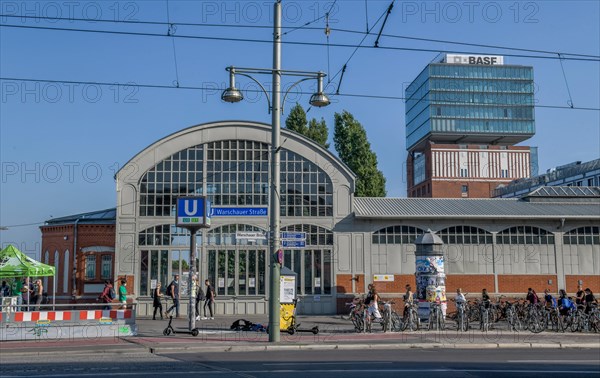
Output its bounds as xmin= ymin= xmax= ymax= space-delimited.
xmin=405 ymin=54 xmax=537 ymax=198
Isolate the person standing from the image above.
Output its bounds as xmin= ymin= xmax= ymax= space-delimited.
xmin=21 ymin=278 xmax=33 ymax=311
xmin=0 ymin=281 xmax=10 ymax=297
xmin=193 ymin=277 xmax=205 ymax=321
xmin=12 ymin=278 xmax=23 ymax=311
xmin=98 ymin=280 xmax=114 ymax=311
xmin=526 ymin=288 xmax=539 ymax=305
xmin=166 ymin=275 xmax=180 ymax=317
xmin=575 ymin=284 xmax=585 ymax=306
xmin=202 ymin=279 xmax=215 ymax=320
xmin=403 ymin=284 xmax=414 ymax=318
xmin=366 ymin=284 xmax=383 ymax=322
xmin=33 ymin=279 xmax=43 ymax=311
xmin=152 ymin=282 xmax=164 ymax=320
xmin=119 ymin=279 xmax=128 ymax=309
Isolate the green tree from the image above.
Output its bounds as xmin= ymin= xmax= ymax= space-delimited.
xmin=333 ymin=110 xmax=386 ymax=197
xmin=285 ymin=103 xmax=308 ymax=134
xmin=307 ymin=117 xmax=330 ymax=149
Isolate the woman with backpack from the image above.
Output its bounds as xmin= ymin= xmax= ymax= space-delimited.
xmin=98 ymin=280 xmax=114 ymax=311
xmin=558 ymin=289 xmax=576 ymax=316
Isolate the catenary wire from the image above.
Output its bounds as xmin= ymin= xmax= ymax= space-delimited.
xmin=1 ymin=23 xmax=599 ymax=62
xmin=1 ymin=76 xmax=598 ymax=111
xmin=1 ymin=13 xmax=598 ymax=59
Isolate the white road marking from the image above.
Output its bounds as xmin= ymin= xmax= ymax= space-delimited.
xmin=507 ymin=360 xmax=600 ymax=363
xmin=264 ymin=361 xmax=394 ymax=366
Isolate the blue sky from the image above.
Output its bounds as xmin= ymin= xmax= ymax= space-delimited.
xmin=1 ymin=0 xmax=599 ymax=258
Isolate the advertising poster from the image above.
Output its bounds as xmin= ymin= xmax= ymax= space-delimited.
xmin=280 ymin=275 xmax=296 ymax=304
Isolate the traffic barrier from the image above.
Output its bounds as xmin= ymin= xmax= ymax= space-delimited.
xmin=2 ymin=310 xmax=132 ymax=323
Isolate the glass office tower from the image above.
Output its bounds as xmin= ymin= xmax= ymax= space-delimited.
xmin=405 ymin=54 xmax=537 ymax=198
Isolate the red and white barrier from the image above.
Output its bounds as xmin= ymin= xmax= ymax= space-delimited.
xmin=0 ymin=310 xmax=132 ymax=323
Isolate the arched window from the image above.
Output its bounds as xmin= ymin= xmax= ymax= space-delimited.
xmin=372 ymin=226 xmax=424 ymax=244
xmin=139 ymin=145 xmax=204 ymax=216
xmin=207 ymin=224 xmax=267 ymax=246
xmin=437 ymin=226 xmax=493 ymax=244
xmin=564 ymin=226 xmax=600 ymax=245
xmin=63 ymin=250 xmax=69 ymax=294
xmin=496 ymin=226 xmax=554 ymax=245
xmin=54 ymin=251 xmax=60 ymax=293
xmin=138 ymin=224 xmax=202 ymax=247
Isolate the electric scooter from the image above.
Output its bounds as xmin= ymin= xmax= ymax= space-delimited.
xmin=163 ymin=315 xmax=200 ymax=337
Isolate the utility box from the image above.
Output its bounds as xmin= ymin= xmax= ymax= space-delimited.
xmin=279 ymin=267 xmax=297 ymax=331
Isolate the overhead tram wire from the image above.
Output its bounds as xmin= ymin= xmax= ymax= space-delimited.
xmin=1 ymin=13 xmax=598 ymax=59
xmin=2 ymin=76 xmax=598 ymax=111
xmin=1 ymin=24 xmax=599 ymax=62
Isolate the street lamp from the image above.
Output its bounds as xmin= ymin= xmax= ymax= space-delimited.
xmin=221 ymin=0 xmax=330 ymax=343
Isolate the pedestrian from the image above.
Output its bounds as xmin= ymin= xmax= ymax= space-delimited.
xmin=455 ymin=288 xmax=466 ymax=304
xmin=0 ymin=280 xmax=10 ymax=297
xmin=152 ymin=282 xmax=164 ymax=320
xmin=119 ymin=279 xmax=128 ymax=309
xmin=33 ymin=279 xmax=43 ymax=311
xmin=98 ymin=280 xmax=114 ymax=311
xmin=12 ymin=278 xmax=23 ymax=311
xmin=481 ymin=288 xmax=491 ymax=309
xmin=366 ymin=284 xmax=383 ymax=322
xmin=194 ymin=277 xmax=205 ymax=321
xmin=584 ymin=288 xmax=597 ymax=314
xmin=544 ymin=289 xmax=557 ymax=308
xmin=21 ymin=278 xmax=33 ymax=311
xmin=166 ymin=275 xmax=180 ymax=317
xmin=202 ymin=279 xmax=215 ymax=320
xmin=403 ymin=284 xmax=414 ymax=318
xmin=575 ymin=284 xmax=585 ymax=306
xmin=526 ymin=287 xmax=539 ymax=305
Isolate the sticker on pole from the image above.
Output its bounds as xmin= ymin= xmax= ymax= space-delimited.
xmin=176 ymin=197 xmax=211 ymax=228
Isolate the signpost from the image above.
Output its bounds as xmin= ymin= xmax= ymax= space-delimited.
xmin=175 ymin=196 xmax=211 ymax=332
xmin=281 ymin=231 xmax=306 ymax=249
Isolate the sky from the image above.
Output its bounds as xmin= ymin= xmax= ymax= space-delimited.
xmin=1 ymin=0 xmax=599 ymax=258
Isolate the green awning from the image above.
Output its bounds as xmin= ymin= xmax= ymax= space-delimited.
xmin=0 ymin=245 xmax=55 ymax=278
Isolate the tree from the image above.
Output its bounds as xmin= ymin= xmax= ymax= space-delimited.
xmin=307 ymin=118 xmax=330 ymax=149
xmin=285 ymin=103 xmax=308 ymax=134
xmin=333 ymin=110 xmax=386 ymax=197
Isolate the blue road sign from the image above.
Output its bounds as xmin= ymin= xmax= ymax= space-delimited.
xmin=210 ymin=207 xmax=268 ymax=216
xmin=282 ymin=240 xmax=306 ymax=248
xmin=176 ymin=197 xmax=211 ymax=228
xmin=281 ymin=232 xmax=306 ymax=240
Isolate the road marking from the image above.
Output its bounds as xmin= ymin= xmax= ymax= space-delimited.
xmin=264 ymin=361 xmax=394 ymax=366
xmin=507 ymin=360 xmax=600 ymax=364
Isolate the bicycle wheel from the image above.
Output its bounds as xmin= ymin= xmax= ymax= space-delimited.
xmin=351 ymin=314 xmax=363 ymax=333
xmin=438 ymin=309 xmax=445 ymax=331
xmin=391 ymin=311 xmax=402 ymax=332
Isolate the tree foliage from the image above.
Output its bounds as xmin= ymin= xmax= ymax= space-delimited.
xmin=307 ymin=118 xmax=330 ymax=149
xmin=285 ymin=103 xmax=330 ymax=149
xmin=285 ymin=103 xmax=308 ymax=135
xmin=333 ymin=111 xmax=386 ymax=197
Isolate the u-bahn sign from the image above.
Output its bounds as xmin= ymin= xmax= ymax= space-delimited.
xmin=176 ymin=197 xmax=211 ymax=228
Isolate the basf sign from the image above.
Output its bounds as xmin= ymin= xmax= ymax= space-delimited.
xmin=445 ymin=54 xmax=504 ymax=65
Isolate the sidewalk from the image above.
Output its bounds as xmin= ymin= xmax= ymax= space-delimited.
xmin=1 ymin=314 xmax=599 ymax=357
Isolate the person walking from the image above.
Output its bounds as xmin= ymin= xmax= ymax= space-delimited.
xmin=98 ymin=280 xmax=114 ymax=311
xmin=202 ymin=279 xmax=215 ymax=320
xmin=366 ymin=284 xmax=383 ymax=322
xmin=166 ymin=275 xmax=180 ymax=317
xmin=152 ymin=282 xmax=164 ymax=320
xmin=119 ymin=279 xmax=128 ymax=309
xmin=193 ymin=277 xmax=205 ymax=321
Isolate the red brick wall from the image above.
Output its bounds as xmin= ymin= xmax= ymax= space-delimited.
xmin=446 ymin=274 xmax=495 ymax=294
xmin=372 ymin=275 xmax=415 ymax=294
xmin=336 ymin=274 xmax=364 ymax=294
xmin=565 ymin=275 xmax=600 ymax=294
xmin=498 ymin=274 xmax=557 ymax=293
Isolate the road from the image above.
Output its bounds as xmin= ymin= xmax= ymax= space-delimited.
xmin=1 ymin=348 xmax=598 ymax=377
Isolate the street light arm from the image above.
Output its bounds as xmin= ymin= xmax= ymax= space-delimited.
xmin=281 ymin=77 xmax=315 ymax=114
xmin=235 ymin=72 xmax=272 ymax=114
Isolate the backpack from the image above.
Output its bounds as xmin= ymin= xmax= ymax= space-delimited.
xmin=562 ymin=297 xmax=575 ymax=310
xmin=167 ymin=282 xmax=175 ymax=298
xmin=196 ymin=287 xmax=205 ymax=301
xmin=108 ymin=286 xmax=116 ymax=300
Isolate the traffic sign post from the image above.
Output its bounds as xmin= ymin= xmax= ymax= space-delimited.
xmin=175 ymin=197 xmax=211 ymax=332
xmin=281 ymin=240 xmax=306 ymax=248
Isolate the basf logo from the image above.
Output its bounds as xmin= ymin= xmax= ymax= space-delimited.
xmin=445 ymin=54 xmax=504 ymax=65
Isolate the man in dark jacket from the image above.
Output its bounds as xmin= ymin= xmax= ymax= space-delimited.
xmin=202 ymin=279 xmax=215 ymax=320
xmin=98 ymin=280 xmax=114 ymax=310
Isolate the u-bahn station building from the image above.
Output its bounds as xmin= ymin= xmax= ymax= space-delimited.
xmin=82 ymin=120 xmax=596 ymax=316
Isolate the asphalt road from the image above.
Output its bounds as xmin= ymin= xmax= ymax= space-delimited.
xmin=1 ymin=348 xmax=598 ymax=377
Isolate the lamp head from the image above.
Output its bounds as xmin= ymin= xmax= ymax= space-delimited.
xmin=222 ymin=66 xmax=244 ymax=103
xmin=309 ymin=72 xmax=330 ymax=107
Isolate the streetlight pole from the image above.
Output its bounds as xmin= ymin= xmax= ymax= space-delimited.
xmin=221 ymin=0 xmax=330 ymax=342
xmin=269 ymin=0 xmax=282 ymax=343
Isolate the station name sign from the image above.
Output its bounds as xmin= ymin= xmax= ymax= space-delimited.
xmin=445 ymin=54 xmax=504 ymax=65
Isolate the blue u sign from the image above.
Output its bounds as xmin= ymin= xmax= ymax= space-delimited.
xmin=175 ymin=197 xmax=211 ymax=228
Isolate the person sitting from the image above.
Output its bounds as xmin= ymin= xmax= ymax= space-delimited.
xmin=584 ymin=288 xmax=597 ymax=314
xmin=526 ymin=288 xmax=539 ymax=305
xmin=558 ymin=289 xmax=576 ymax=316
xmin=544 ymin=289 xmax=557 ymax=308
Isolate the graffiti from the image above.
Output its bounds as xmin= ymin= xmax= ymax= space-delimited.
xmin=118 ymin=326 xmax=129 ymax=334
xmin=99 ymin=317 xmax=113 ymax=325
xmin=28 ymin=326 xmax=48 ymax=337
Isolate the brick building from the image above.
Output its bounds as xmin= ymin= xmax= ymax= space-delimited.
xmin=405 ymin=54 xmax=537 ymax=198
xmin=40 ymin=209 xmax=116 ymax=301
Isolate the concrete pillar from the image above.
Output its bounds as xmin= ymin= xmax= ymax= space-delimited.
xmin=415 ymin=229 xmax=445 ymax=320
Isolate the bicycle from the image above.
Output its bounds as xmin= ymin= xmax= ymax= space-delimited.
xmin=428 ymin=301 xmax=445 ymax=331
xmin=455 ymin=301 xmax=469 ymax=332
xmin=504 ymin=300 xmax=523 ymax=332
xmin=479 ymin=300 xmax=492 ymax=332
xmin=401 ymin=302 xmax=420 ymax=331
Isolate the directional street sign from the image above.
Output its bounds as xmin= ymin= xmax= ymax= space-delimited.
xmin=282 ymin=240 xmax=306 ymax=248
xmin=280 ymin=232 xmax=306 ymax=240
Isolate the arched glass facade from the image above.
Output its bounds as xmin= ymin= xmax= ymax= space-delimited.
xmin=496 ymin=226 xmax=555 ymax=245
xmin=372 ymin=225 xmax=424 ymax=244
xmin=438 ymin=226 xmax=493 ymax=244
xmin=139 ymin=140 xmax=333 ymax=218
xmin=564 ymin=226 xmax=600 ymax=245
